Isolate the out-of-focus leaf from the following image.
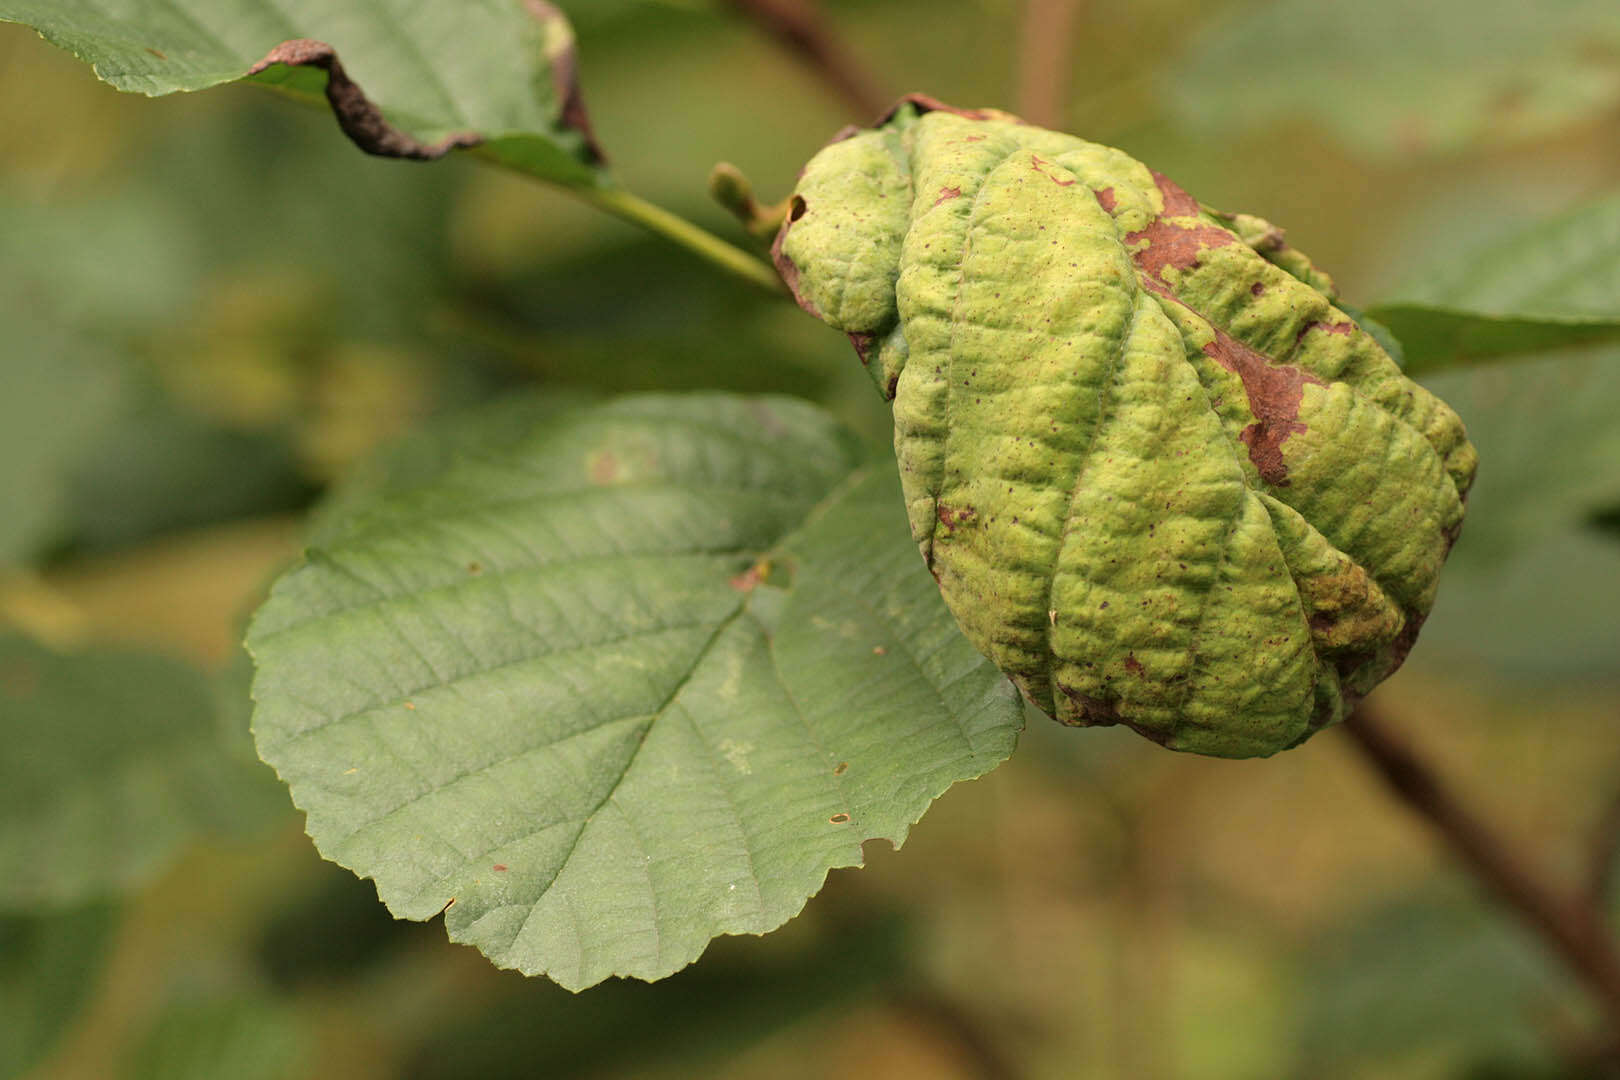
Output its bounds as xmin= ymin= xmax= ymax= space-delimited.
xmin=0 ymin=903 xmax=118 ymax=1078
xmin=304 ymin=389 xmax=593 ymax=546
xmin=1418 ymin=523 xmax=1620 ymax=677
xmin=1171 ymin=0 xmax=1620 ymax=157
xmin=0 ymin=0 xmax=606 ymax=187
xmin=248 ymin=393 xmax=1022 ymax=990
xmin=1295 ymin=894 xmax=1561 ymax=1075
xmin=1410 ymin=351 xmax=1620 ymax=676
xmin=1589 ymin=504 xmax=1620 ymax=542
xmin=0 ymin=318 xmax=123 ymax=566
xmin=126 ymin=994 xmax=306 ymax=1080
xmin=0 ymin=635 xmax=280 ymax=909
xmin=406 ymin=909 xmax=910 ymax=1079
xmin=256 ymin=865 xmax=437 ymax=991
xmin=1370 ymin=192 xmax=1620 ymax=375
xmin=1424 ymin=351 xmax=1620 ymax=564
xmin=64 ymin=399 xmax=313 ymax=556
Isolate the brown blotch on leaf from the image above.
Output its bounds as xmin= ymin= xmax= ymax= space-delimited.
xmin=1029 ymin=154 xmax=1076 ymax=186
xmin=1093 ymin=186 xmax=1117 ymax=213
xmin=1250 ymin=282 xmax=1266 ymax=296
xmin=1125 ymin=170 xmax=1326 ymax=486
xmin=829 ymin=813 xmax=851 ymax=824
xmin=492 ymin=863 xmax=508 ymax=872
xmin=1296 ymin=320 xmax=1355 ymax=346
xmin=1126 ymin=172 xmax=1238 ymax=286
xmin=248 ymin=40 xmax=483 ymax=160
xmin=145 ymin=47 xmax=168 ymax=60
xmin=522 ymin=0 xmax=608 ymax=163
xmin=1058 ymin=684 xmax=1121 ymax=725
xmin=467 ymin=561 xmax=483 ymax=576
xmin=876 ymin=94 xmax=1002 ymax=127
xmin=933 ymin=184 xmax=963 ymax=207
xmin=936 ymin=503 xmax=977 ymax=528
xmin=1124 ymin=655 xmax=1145 ymax=677
xmin=730 ymin=561 xmax=769 ymax=592
xmin=587 ymin=450 xmax=621 ymax=485
xmin=833 ymin=761 xmax=849 ymax=776
xmin=771 ymin=198 xmax=822 ymax=318
xmin=848 ymin=331 xmax=877 ymax=365
xmin=1203 ymin=324 xmax=1323 ymax=487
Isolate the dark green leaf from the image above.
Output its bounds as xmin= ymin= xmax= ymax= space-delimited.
xmin=1411 ymin=351 xmax=1620 ymax=676
xmin=0 ymin=903 xmax=118 ymax=1077
xmin=406 ymin=908 xmax=910 ymax=1078
xmin=1370 ymin=192 xmax=1620 ymax=375
xmin=1295 ymin=893 xmax=1560 ymax=1074
xmin=248 ymin=393 xmax=1023 ymax=989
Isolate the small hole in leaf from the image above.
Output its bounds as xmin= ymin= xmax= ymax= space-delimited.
xmin=829 ymin=813 xmax=851 ymax=824
xmin=788 ymin=195 xmax=808 ymax=222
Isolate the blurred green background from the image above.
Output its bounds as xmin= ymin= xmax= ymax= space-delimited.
xmin=3 ymin=1 xmax=1619 ymax=1076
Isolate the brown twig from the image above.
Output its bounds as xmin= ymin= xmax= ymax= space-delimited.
xmin=1588 ymin=782 xmax=1620 ymax=911
xmin=721 ymin=0 xmax=888 ymax=120
xmin=1015 ymin=0 xmax=1082 ymax=129
xmin=890 ymin=986 xmax=1023 ymax=1080
xmin=1343 ymin=704 xmax=1620 ymax=1033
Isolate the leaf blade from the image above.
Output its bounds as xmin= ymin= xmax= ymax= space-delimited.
xmin=248 ymin=393 xmax=1022 ymax=989
xmin=0 ymin=0 xmax=607 ymax=186
xmin=1369 ymin=191 xmax=1620 ymax=374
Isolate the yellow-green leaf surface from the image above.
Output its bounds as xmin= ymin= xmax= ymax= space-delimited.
xmin=247 ymin=394 xmax=1022 ymax=990
xmin=0 ymin=636 xmax=273 ymax=909
xmin=775 ymin=99 xmax=1476 ymax=758
xmin=0 ymin=0 xmax=605 ymax=186
xmin=1369 ymin=191 xmax=1620 ymax=375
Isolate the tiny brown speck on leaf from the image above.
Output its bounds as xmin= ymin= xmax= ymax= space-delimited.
xmin=492 ymin=864 xmax=508 ymax=872
xmin=833 ymin=762 xmax=848 ymax=776
xmin=467 ymin=562 xmax=483 ymax=575
xmin=404 ymin=702 xmax=416 ymax=711
xmin=730 ymin=562 xmax=769 ymax=592
xmin=872 ymin=645 xmax=887 ymax=655
xmin=587 ymin=450 xmax=620 ymax=485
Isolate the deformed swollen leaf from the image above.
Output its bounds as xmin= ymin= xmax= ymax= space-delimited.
xmin=775 ymin=97 xmax=1478 ymax=758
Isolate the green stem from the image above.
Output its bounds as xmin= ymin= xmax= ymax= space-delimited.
xmin=582 ymin=187 xmax=789 ymax=297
